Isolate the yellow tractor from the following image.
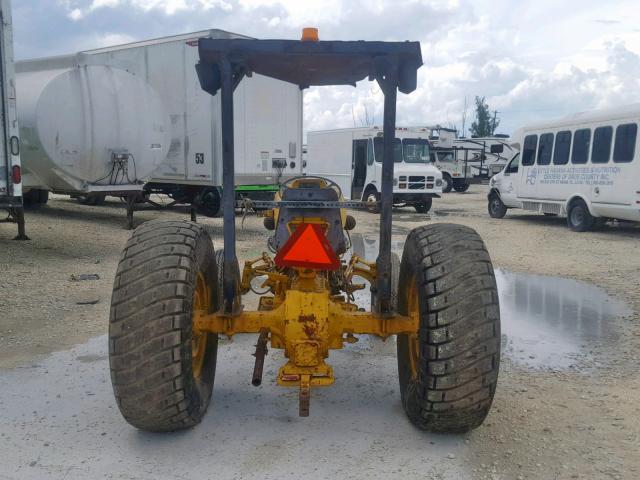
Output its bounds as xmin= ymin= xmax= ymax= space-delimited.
xmin=108 ymin=30 xmax=501 ymax=433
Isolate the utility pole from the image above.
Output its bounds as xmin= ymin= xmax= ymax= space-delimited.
xmin=461 ymin=96 xmax=468 ymax=138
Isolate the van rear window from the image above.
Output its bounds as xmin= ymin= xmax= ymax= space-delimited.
xmin=553 ymin=131 xmax=571 ymax=165
xmin=522 ymin=135 xmax=537 ymax=166
xmin=537 ymin=133 xmax=554 ymax=165
xmin=613 ymin=123 xmax=637 ymax=163
xmin=591 ymin=126 xmax=613 ymax=164
xmin=571 ymin=129 xmax=591 ymax=164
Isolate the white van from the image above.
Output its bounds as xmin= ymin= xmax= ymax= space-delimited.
xmin=306 ymin=127 xmax=443 ymax=213
xmin=488 ymin=104 xmax=640 ymax=231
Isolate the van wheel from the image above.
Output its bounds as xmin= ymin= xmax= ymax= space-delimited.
xmin=109 ymin=220 xmax=219 ymax=431
xmin=488 ymin=193 xmax=507 ymax=219
xmin=442 ymin=174 xmax=453 ymax=193
xmin=567 ymin=199 xmax=594 ymax=232
xmin=413 ymin=198 xmax=432 ymax=213
xmin=396 ymin=224 xmax=500 ymax=433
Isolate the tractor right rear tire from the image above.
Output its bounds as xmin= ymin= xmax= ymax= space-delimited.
xmin=396 ymin=224 xmax=500 ymax=433
xmin=109 ymin=220 xmax=220 ymax=432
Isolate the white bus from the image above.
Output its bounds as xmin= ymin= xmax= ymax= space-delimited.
xmin=306 ymin=126 xmax=443 ymax=213
xmin=488 ymin=104 xmax=640 ymax=231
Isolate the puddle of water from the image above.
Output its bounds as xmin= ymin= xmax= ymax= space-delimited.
xmin=349 ymin=234 xmax=632 ymax=370
xmin=496 ymin=269 xmax=631 ymax=370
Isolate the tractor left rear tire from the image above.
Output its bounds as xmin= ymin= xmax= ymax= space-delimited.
xmin=109 ymin=220 xmax=219 ymax=432
xmin=396 ymin=223 xmax=500 ymax=433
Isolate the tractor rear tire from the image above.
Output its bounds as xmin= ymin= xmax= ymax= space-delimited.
xmin=109 ymin=220 xmax=219 ymax=432
xmin=396 ymin=224 xmax=500 ymax=433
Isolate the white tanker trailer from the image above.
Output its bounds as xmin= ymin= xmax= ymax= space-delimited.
xmin=16 ymin=53 xmax=170 ymax=226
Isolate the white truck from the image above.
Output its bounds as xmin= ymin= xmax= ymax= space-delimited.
xmin=83 ymin=30 xmax=303 ymax=215
xmin=306 ymin=126 xmax=443 ymax=213
xmin=488 ymin=104 xmax=640 ymax=231
xmin=0 ymin=0 xmax=26 ymax=239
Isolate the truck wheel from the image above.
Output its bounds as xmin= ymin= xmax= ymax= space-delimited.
xmin=396 ymin=224 xmax=500 ymax=433
xmin=453 ymin=182 xmax=470 ymax=193
xmin=488 ymin=193 xmax=507 ymax=218
xmin=413 ymin=197 xmax=433 ymax=213
xmin=567 ymin=199 xmax=594 ymax=232
xmin=442 ymin=174 xmax=453 ymax=193
xmin=109 ymin=220 xmax=220 ymax=432
xmin=364 ymin=189 xmax=380 ymax=214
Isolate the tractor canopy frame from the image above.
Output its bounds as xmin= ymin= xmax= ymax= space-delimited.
xmin=196 ymin=37 xmax=423 ymax=315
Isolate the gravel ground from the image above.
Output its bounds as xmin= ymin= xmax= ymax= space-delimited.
xmin=1 ymin=187 xmax=639 ymax=479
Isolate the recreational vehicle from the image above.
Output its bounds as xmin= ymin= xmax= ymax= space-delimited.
xmin=488 ymin=105 xmax=640 ymax=231
xmin=430 ymin=129 xmax=515 ymax=192
xmin=306 ymin=127 xmax=442 ymax=213
xmin=0 ymin=0 xmax=26 ymax=239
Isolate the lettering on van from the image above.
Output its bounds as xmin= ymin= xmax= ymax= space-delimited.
xmin=195 ymin=153 xmax=204 ymax=165
xmin=533 ymin=166 xmax=622 ymax=186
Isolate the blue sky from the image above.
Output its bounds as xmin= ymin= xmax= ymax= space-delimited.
xmin=12 ymin=0 xmax=640 ymax=135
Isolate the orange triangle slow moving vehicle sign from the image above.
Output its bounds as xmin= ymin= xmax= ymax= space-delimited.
xmin=274 ymin=223 xmax=341 ymax=271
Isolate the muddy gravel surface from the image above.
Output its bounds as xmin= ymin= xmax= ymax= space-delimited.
xmin=1 ymin=188 xmax=639 ymax=479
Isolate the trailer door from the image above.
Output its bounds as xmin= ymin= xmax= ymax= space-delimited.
xmin=351 ymin=139 xmax=367 ymax=200
xmin=0 ymin=2 xmax=13 ymax=200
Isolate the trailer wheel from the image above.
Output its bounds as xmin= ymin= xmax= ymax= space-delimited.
xmin=396 ymin=224 xmax=500 ymax=433
xmin=567 ymin=199 xmax=594 ymax=232
xmin=453 ymin=181 xmax=470 ymax=193
xmin=197 ymin=188 xmax=221 ymax=217
xmin=413 ymin=197 xmax=432 ymax=213
xmin=109 ymin=220 xmax=219 ymax=432
xmin=442 ymin=174 xmax=453 ymax=193
xmin=488 ymin=193 xmax=507 ymax=218
xmin=23 ymin=189 xmax=48 ymax=208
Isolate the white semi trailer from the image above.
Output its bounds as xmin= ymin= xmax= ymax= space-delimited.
xmin=0 ymin=0 xmax=26 ymax=239
xmin=16 ymin=54 xmax=171 ymax=226
xmin=82 ymin=30 xmax=304 ymax=216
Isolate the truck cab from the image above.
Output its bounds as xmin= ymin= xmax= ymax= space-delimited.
xmin=308 ymin=127 xmax=443 ymax=213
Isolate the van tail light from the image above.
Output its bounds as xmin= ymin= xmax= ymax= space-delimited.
xmin=11 ymin=165 xmax=21 ymax=184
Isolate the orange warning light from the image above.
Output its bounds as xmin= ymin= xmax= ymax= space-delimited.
xmin=274 ymin=223 xmax=340 ymax=271
xmin=301 ymin=27 xmax=319 ymax=42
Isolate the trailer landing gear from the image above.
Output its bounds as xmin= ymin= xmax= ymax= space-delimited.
xmin=1 ymin=207 xmax=29 ymax=240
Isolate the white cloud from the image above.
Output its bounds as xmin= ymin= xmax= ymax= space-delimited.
xmin=67 ymin=8 xmax=84 ymax=20
xmin=22 ymin=0 xmax=640 ymax=135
